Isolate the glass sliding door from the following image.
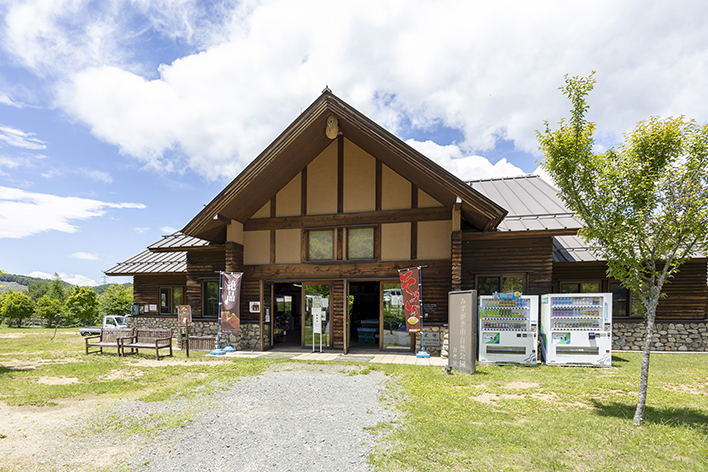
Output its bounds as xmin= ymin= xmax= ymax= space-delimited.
xmin=304 ymin=283 xmax=330 ymax=348
xmin=382 ymin=282 xmax=410 ymax=348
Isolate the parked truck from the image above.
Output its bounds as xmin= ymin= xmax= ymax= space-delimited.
xmin=78 ymin=315 xmax=129 ymax=336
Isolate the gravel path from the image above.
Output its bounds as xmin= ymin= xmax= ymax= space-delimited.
xmin=113 ymin=363 xmax=398 ymax=472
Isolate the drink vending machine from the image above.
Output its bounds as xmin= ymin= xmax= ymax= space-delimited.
xmin=478 ymin=295 xmax=539 ymax=365
xmin=540 ymin=293 xmax=613 ymax=367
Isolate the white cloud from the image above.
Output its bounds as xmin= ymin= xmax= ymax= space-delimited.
xmin=71 ymin=252 xmax=100 ymax=260
xmin=0 ymin=186 xmax=146 ymax=238
xmin=0 ymin=92 xmax=21 ymax=107
xmin=0 ymin=125 xmax=47 ymax=150
xmin=134 ymin=227 xmax=151 ymax=233
xmin=160 ymin=226 xmax=178 ymax=234
xmin=28 ymin=270 xmax=98 ymax=286
xmin=406 ymin=140 xmax=526 ymax=181
xmin=80 ymin=169 xmax=112 ymax=184
xmin=5 ymin=1 xmax=708 ymax=181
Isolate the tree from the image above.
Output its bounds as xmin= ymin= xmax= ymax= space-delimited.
xmin=2 ymin=292 xmax=36 ymax=327
xmin=47 ymin=274 xmax=67 ymax=304
xmin=27 ymin=280 xmax=51 ymax=302
xmin=99 ymin=284 xmax=133 ymax=318
xmin=65 ymin=286 xmax=99 ymax=326
xmin=36 ymin=295 xmax=64 ymax=327
xmin=538 ymin=73 xmax=708 ymax=426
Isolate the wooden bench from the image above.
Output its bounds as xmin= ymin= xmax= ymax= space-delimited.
xmin=120 ymin=328 xmax=173 ymax=360
xmin=85 ymin=328 xmax=135 ymax=356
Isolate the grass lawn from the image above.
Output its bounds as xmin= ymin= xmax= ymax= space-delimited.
xmin=371 ymin=353 xmax=708 ymax=471
xmin=1 ymin=327 xmax=707 ymax=471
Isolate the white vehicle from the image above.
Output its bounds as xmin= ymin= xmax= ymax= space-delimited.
xmin=383 ymin=289 xmax=403 ymax=306
xmin=79 ymin=315 xmax=129 ymax=336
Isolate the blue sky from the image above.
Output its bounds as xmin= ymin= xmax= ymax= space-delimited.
xmin=1 ymin=0 xmax=708 ymax=286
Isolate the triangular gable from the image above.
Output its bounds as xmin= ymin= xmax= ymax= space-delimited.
xmin=183 ymin=90 xmax=506 ymax=242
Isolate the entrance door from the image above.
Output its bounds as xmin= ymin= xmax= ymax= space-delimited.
xmin=304 ymin=283 xmax=331 ymax=349
xmin=348 ymin=282 xmax=380 ymax=349
xmin=273 ymin=283 xmax=302 ymax=346
xmin=382 ymin=282 xmax=411 ymax=349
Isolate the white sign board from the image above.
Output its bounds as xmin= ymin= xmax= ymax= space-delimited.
xmin=448 ymin=290 xmax=477 ymax=374
xmin=313 ymin=307 xmax=322 ymax=334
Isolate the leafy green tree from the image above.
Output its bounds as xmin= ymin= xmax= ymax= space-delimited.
xmin=65 ymin=286 xmax=99 ymax=326
xmin=47 ymin=274 xmax=67 ymax=304
xmin=99 ymin=284 xmax=133 ymax=318
xmin=27 ymin=280 xmax=50 ymax=302
xmin=538 ymin=73 xmax=708 ymax=426
xmin=2 ymin=292 xmax=36 ymax=327
xmin=36 ymin=295 xmax=65 ymax=327
xmin=0 ymin=289 xmax=10 ymax=326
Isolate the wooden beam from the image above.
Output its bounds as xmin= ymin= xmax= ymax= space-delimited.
xmin=244 ymin=206 xmax=450 ymax=231
xmin=376 ymin=159 xmax=382 ymax=212
xmin=337 ymin=134 xmax=344 ymax=214
xmin=301 ymin=168 xmax=307 ymax=216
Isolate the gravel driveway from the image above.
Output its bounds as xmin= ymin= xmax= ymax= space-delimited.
xmin=2 ymin=362 xmax=391 ymax=472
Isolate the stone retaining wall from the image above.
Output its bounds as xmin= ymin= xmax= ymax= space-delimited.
xmin=414 ymin=325 xmax=448 ymax=357
xmin=613 ymin=321 xmax=708 ymax=351
xmin=127 ymin=316 xmax=261 ymax=350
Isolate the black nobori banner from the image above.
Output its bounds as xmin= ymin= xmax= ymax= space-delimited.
xmin=220 ymin=272 xmax=243 ymax=335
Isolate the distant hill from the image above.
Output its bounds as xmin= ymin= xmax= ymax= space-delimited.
xmin=0 ymin=273 xmax=132 ymax=294
xmin=0 ymin=273 xmax=71 ymax=289
xmin=0 ymin=281 xmax=28 ymax=293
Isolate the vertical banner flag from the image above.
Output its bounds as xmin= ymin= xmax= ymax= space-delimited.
xmin=399 ymin=268 xmax=422 ymax=333
xmin=220 ymin=272 xmax=243 ymax=335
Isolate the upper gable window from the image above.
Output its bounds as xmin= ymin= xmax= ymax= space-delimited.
xmin=308 ymin=229 xmax=334 ymax=261
xmin=347 ymin=227 xmax=374 ymax=260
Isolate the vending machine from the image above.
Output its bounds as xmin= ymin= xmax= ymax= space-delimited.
xmin=478 ymin=294 xmax=539 ymax=365
xmin=540 ymin=293 xmax=612 ymax=367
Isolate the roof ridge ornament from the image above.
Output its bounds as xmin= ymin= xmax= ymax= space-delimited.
xmin=322 ymin=85 xmax=332 ymax=94
xmin=325 ymin=113 xmax=339 ymax=139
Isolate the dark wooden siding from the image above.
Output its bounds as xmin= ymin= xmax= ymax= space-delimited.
xmin=186 ymin=250 xmax=225 ymax=318
xmin=461 ymin=236 xmax=553 ymax=295
xmin=332 ymin=281 xmax=345 ymax=349
xmin=133 ymin=274 xmax=187 ymax=313
xmin=553 ymin=259 xmax=708 ymax=321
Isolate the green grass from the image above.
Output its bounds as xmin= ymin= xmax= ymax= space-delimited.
xmin=0 ymin=327 xmax=282 ymax=406
xmin=370 ymin=354 xmax=708 ymax=471
xmin=1 ymin=327 xmax=706 ymax=471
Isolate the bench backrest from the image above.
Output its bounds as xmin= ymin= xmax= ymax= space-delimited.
xmin=101 ymin=327 xmax=135 ymax=342
xmin=135 ymin=328 xmax=173 ymax=343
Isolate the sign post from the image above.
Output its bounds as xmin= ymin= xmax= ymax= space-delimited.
xmin=312 ymin=296 xmax=323 ymax=352
xmin=448 ymin=290 xmax=477 ymax=374
xmin=177 ymin=305 xmax=192 ymax=358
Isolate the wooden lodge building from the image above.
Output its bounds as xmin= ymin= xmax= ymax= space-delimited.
xmin=106 ymin=90 xmax=708 ymax=354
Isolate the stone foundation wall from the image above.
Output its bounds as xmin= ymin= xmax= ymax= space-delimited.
xmin=414 ymin=325 xmax=448 ymax=357
xmin=613 ymin=321 xmax=708 ymax=351
xmin=127 ymin=316 xmax=261 ymax=350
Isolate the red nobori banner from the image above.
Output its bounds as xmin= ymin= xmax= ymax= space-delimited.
xmin=220 ymin=272 xmax=243 ymax=335
xmin=399 ymin=268 xmax=422 ymax=333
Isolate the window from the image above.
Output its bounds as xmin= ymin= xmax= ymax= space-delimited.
xmin=561 ymin=282 xmax=600 ymax=293
xmin=203 ymin=281 xmax=220 ymax=318
xmin=307 ymin=229 xmax=334 ymax=261
xmin=159 ymin=287 xmax=185 ymax=314
xmin=347 ymin=227 xmax=374 ymax=260
xmin=476 ymin=274 xmax=525 ymax=296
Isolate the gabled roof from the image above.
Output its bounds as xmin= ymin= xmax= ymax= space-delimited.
xmin=553 ymin=235 xmax=603 ymax=262
xmin=468 ymin=175 xmax=583 ymax=234
xmin=148 ymin=232 xmax=218 ymax=252
xmin=183 ymin=90 xmax=507 ymax=242
xmin=104 ymin=249 xmax=187 ymax=275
